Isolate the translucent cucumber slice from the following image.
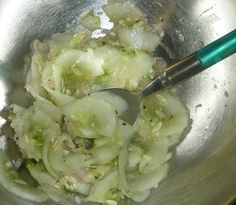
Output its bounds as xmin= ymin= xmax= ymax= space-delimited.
xmin=128 ymin=163 xmax=169 ymax=192
xmin=44 ymin=87 xmax=76 ymax=106
xmin=27 ymin=162 xmax=56 ymax=186
xmin=95 ymin=45 xmax=154 ymax=89
xmin=63 ymin=96 xmax=118 ymax=137
xmin=91 ymin=91 xmax=129 ymax=116
xmin=129 ymin=190 xmax=151 ymax=203
xmin=80 ymin=10 xmax=101 ymax=30
xmin=34 ymin=95 xmax=61 ymax=122
xmin=11 ymin=107 xmax=57 ymax=161
xmin=157 ymin=91 xmax=189 ymax=145
xmin=48 ymin=137 xmax=94 ymax=174
xmin=116 ymin=120 xmax=135 ymax=146
xmin=103 ymin=2 xmax=143 ymax=23
xmin=53 ymin=49 xmax=83 ymax=92
xmin=117 ymin=25 xmax=162 ymax=52
xmin=86 ymin=171 xmax=119 ymax=203
xmin=118 ymin=148 xmax=128 ymax=191
xmin=0 ymin=151 xmax=48 ymax=202
xmin=91 ymin=144 xmax=119 ymax=164
xmin=139 ymin=139 xmax=171 ymax=173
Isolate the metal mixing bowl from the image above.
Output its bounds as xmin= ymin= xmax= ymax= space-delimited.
xmin=0 ymin=0 xmax=235 ymax=205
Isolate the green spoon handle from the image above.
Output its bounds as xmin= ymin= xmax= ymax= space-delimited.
xmin=142 ymin=29 xmax=236 ymax=97
xmin=157 ymin=29 xmax=236 ymax=88
xmin=196 ymin=29 xmax=236 ymax=68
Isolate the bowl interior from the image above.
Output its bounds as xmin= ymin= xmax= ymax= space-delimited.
xmin=0 ymin=0 xmax=236 ymax=205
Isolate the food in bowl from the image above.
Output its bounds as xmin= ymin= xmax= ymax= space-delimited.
xmin=0 ymin=1 xmax=189 ymax=204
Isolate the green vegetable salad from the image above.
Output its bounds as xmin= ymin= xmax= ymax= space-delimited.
xmin=0 ymin=1 xmax=189 ymax=205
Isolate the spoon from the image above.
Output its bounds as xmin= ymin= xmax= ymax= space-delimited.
xmin=102 ymin=29 xmax=236 ymax=125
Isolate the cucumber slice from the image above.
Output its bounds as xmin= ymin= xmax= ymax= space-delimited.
xmin=116 ymin=120 xmax=135 ymax=146
xmin=11 ymin=107 xmax=56 ymax=161
xmin=103 ymin=2 xmax=143 ymax=23
xmin=48 ymin=33 xmax=73 ymax=58
xmin=117 ymin=25 xmax=162 ymax=52
xmin=48 ymin=137 xmax=94 ymax=174
xmin=40 ymin=124 xmax=61 ymax=178
xmin=129 ymin=190 xmax=151 ymax=203
xmin=118 ymin=148 xmax=128 ymax=191
xmin=73 ymin=49 xmax=105 ymax=78
xmin=53 ymin=49 xmax=83 ymax=92
xmin=94 ymin=137 xmax=112 ymax=147
xmin=27 ymin=162 xmax=56 ymax=186
xmin=128 ymin=163 xmax=169 ymax=192
xmin=157 ymin=91 xmax=189 ymax=145
xmin=86 ymin=171 xmax=119 ymax=203
xmin=63 ymin=96 xmax=118 ymax=137
xmin=80 ymin=10 xmax=101 ymax=30
xmin=41 ymin=63 xmax=54 ymax=89
xmin=34 ymin=95 xmax=61 ymax=122
xmin=40 ymin=185 xmax=75 ymax=205
xmin=0 ymin=151 xmax=48 ymax=202
xmin=91 ymin=144 xmax=119 ymax=164
xmin=91 ymin=91 xmax=129 ymax=116
xmin=128 ymin=150 xmax=141 ymax=169
xmin=139 ymin=139 xmax=172 ymax=173
xmin=44 ymin=87 xmax=76 ymax=106
xmin=102 ymin=48 xmax=154 ymax=89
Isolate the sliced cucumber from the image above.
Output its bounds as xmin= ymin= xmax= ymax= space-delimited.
xmin=128 ymin=163 xmax=169 ymax=192
xmin=48 ymin=33 xmax=73 ymax=58
xmin=44 ymin=87 xmax=76 ymax=106
xmin=41 ymin=63 xmax=54 ymax=89
xmin=63 ymin=96 xmax=118 ymax=137
xmin=80 ymin=10 xmax=101 ymax=30
xmin=0 ymin=151 xmax=48 ymax=202
xmin=91 ymin=144 xmax=119 ymax=164
xmin=94 ymin=137 xmax=112 ymax=147
xmin=11 ymin=107 xmax=56 ymax=160
xmin=40 ymin=185 xmax=75 ymax=205
xmin=95 ymin=45 xmax=154 ymax=90
xmin=48 ymin=137 xmax=94 ymax=174
xmin=116 ymin=120 xmax=135 ymax=146
xmin=91 ymin=91 xmax=129 ymax=116
xmin=128 ymin=150 xmax=141 ymax=169
xmin=103 ymin=2 xmax=143 ymax=23
xmin=139 ymin=139 xmax=171 ymax=173
xmin=117 ymin=25 xmax=162 ymax=52
xmin=157 ymin=91 xmax=189 ymax=145
xmin=118 ymin=148 xmax=128 ymax=191
xmin=86 ymin=171 xmax=119 ymax=203
xmin=27 ymin=162 xmax=56 ymax=186
xmin=53 ymin=49 xmax=83 ymax=92
xmin=129 ymin=190 xmax=151 ymax=203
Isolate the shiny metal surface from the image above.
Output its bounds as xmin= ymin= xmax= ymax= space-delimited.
xmin=100 ymin=88 xmax=142 ymax=125
xmin=0 ymin=0 xmax=236 ymax=205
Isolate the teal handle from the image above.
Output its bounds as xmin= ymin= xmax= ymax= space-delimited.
xmin=196 ymin=29 xmax=236 ymax=69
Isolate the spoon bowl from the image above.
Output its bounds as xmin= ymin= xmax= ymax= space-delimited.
xmin=100 ymin=88 xmax=142 ymax=125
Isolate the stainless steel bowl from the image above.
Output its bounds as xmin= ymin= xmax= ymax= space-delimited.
xmin=0 ymin=0 xmax=236 ymax=205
